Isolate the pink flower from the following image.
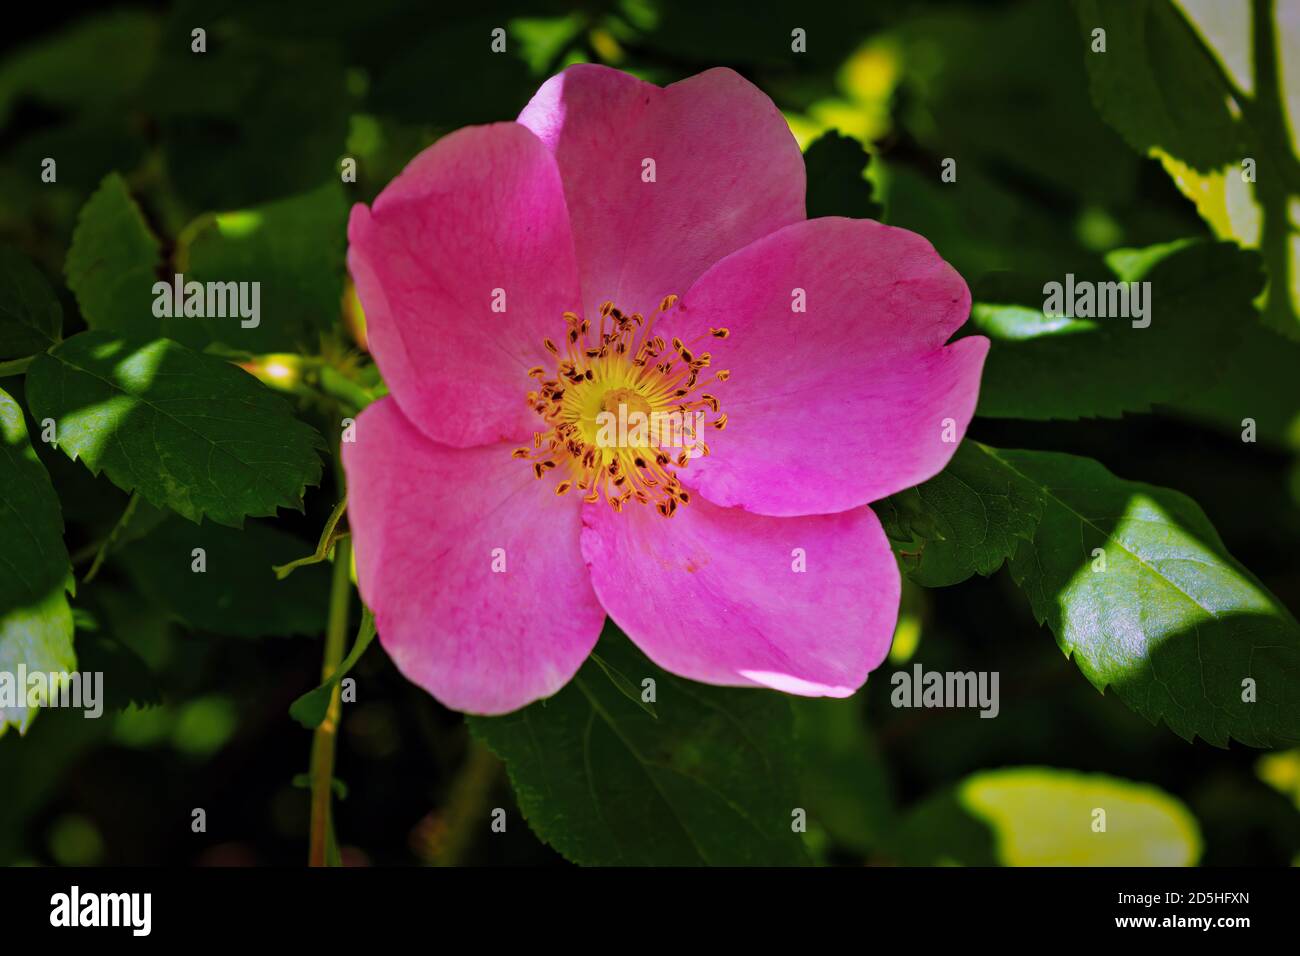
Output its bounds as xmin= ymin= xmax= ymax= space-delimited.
xmin=342 ymin=65 xmax=988 ymax=715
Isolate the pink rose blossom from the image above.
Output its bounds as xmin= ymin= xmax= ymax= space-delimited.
xmin=342 ymin=65 xmax=988 ymax=715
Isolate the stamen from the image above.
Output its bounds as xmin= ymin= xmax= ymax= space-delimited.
xmin=513 ymin=296 xmax=729 ymax=516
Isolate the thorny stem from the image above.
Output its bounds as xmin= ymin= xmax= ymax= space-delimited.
xmin=308 ymin=534 xmax=352 ymax=866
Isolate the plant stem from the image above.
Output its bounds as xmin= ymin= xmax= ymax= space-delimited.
xmin=84 ymin=492 xmax=140 ymax=583
xmin=273 ymin=496 xmax=348 ymax=579
xmin=413 ymin=739 xmax=501 ymax=866
xmin=317 ymin=365 xmax=375 ymax=413
xmin=0 ymin=354 xmax=37 ymax=377
xmin=308 ymin=534 xmax=352 ymax=866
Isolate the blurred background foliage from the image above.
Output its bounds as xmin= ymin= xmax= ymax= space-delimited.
xmin=1 ymin=0 xmax=1299 ymax=866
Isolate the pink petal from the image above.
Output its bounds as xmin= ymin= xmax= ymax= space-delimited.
xmin=342 ymin=398 xmax=604 ymax=715
xmin=347 ymin=123 xmax=582 ymax=448
xmin=665 ymin=217 xmax=988 ymax=516
xmin=580 ymin=496 xmax=900 ymax=696
xmin=518 ymin=64 xmax=805 ymax=318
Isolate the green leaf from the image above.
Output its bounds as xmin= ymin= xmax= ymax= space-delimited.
xmin=1169 ymin=319 xmax=1300 ymax=448
xmin=1131 ymin=1 xmax=1300 ymax=339
xmin=0 ymin=10 xmax=160 ymax=126
xmin=0 ymin=248 xmax=62 ymax=360
xmin=1000 ymin=446 xmax=1300 ymax=747
xmin=120 ymin=517 xmax=333 ymax=638
xmin=803 ymin=130 xmax=882 ymax=220
xmin=0 ymin=387 xmax=75 ymax=735
xmin=72 ymin=631 xmax=161 ymax=712
xmin=64 ymin=173 xmax=163 ymax=340
xmin=970 ymin=240 xmax=1263 ymax=420
xmin=289 ymin=608 xmax=376 ymax=729
xmin=1074 ymin=0 xmax=1243 ymax=172
xmin=167 ymin=183 xmax=348 ymax=353
xmin=25 ymin=331 xmax=324 ymax=527
xmin=468 ymin=625 xmax=809 ymax=866
xmin=882 ymin=441 xmax=1300 ymax=747
xmin=896 ymin=2 xmax=1141 ymax=202
xmin=891 ymin=767 xmax=1202 ymax=866
xmin=589 ymin=650 xmax=657 ymax=719
xmin=877 ymin=441 xmax=1042 ymax=587
xmin=876 ymin=157 xmax=1105 ymax=284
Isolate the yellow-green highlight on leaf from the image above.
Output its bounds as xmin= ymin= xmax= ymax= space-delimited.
xmin=213 ymin=210 xmax=263 ymax=240
xmin=26 ymin=331 xmax=326 ymax=528
xmin=887 ymin=611 xmax=922 ymax=665
xmin=887 ymin=581 xmax=925 ymax=666
xmin=0 ymin=590 xmax=76 ymax=736
xmin=784 ymin=37 xmax=901 ymax=149
xmin=0 ymin=387 xmax=76 ymax=736
xmin=1057 ymin=489 xmax=1280 ymax=641
xmin=1257 ymin=749 xmax=1300 ymax=811
xmin=166 ymin=183 xmax=347 ymax=353
xmin=958 ymin=768 xmax=1202 ymax=866
xmin=1086 ymin=0 xmax=1300 ymax=338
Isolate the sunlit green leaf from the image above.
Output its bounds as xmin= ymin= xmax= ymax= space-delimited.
xmin=25 ymin=331 xmax=324 ymax=527
xmin=882 ymin=441 xmax=1300 ymax=747
xmin=0 ymin=387 xmax=75 ymax=735
xmin=892 ymin=767 xmax=1202 ymax=866
xmin=1081 ymin=0 xmax=1300 ymax=338
xmin=1002 ymin=447 xmax=1300 ymax=747
xmin=166 ymin=183 xmax=347 ymax=353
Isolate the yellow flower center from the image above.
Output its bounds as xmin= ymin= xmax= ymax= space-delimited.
xmin=514 ymin=296 xmax=730 ymax=516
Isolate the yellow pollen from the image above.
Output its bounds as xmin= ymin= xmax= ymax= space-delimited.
xmin=515 ymin=296 xmax=730 ymax=515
